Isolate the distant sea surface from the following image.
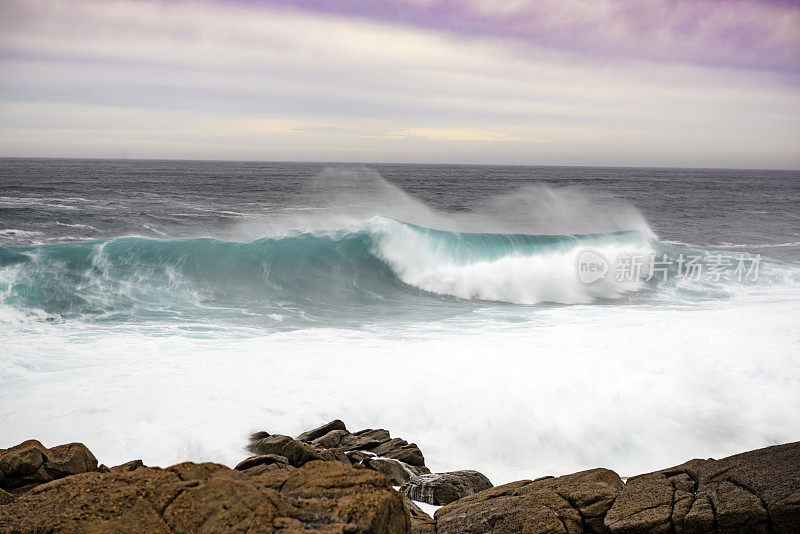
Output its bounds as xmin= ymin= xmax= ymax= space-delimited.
xmin=2 ymin=158 xmax=799 ymax=482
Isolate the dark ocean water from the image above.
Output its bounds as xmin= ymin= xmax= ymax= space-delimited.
xmin=1 ymin=158 xmax=799 ymax=483
xmin=1 ymin=158 xmax=798 ymax=259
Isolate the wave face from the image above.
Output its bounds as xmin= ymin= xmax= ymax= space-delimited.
xmin=1 ymin=216 xmax=795 ymax=327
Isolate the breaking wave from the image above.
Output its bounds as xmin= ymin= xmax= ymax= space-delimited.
xmin=0 ymin=217 xmax=796 ymax=326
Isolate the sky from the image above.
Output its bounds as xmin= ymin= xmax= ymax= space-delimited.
xmin=0 ymin=0 xmax=799 ymax=168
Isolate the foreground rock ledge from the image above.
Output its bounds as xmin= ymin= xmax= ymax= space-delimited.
xmin=1 ymin=423 xmax=798 ymax=533
xmin=0 ymin=459 xmax=409 ymax=533
xmin=434 ymin=441 xmax=799 ymax=534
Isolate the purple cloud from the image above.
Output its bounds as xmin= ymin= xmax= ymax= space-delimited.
xmin=242 ymin=0 xmax=800 ymax=72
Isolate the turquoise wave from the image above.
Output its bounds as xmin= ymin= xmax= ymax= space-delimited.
xmin=0 ymin=218 xmax=793 ymax=326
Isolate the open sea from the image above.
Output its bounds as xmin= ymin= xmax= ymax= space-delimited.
xmin=1 ymin=158 xmax=799 ymax=483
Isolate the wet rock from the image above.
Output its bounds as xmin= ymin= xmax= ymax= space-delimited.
xmin=316 ymin=447 xmax=352 ymax=466
xmin=234 ymin=454 xmax=289 ymax=471
xmin=0 ymin=459 xmax=409 ymax=533
xmin=383 ymin=443 xmax=426 ymax=467
xmin=247 ymin=434 xmax=323 ymax=467
xmin=346 ymin=450 xmax=374 ymax=464
xmin=368 ymin=457 xmax=430 ymax=485
xmin=0 ymin=440 xmax=97 ymax=494
xmin=370 ymin=437 xmax=408 ymax=456
xmin=435 ymin=468 xmax=623 ymax=534
xmin=340 ymin=432 xmax=388 ymax=451
xmin=310 ymin=429 xmax=349 ymax=449
xmin=296 ymin=419 xmax=347 ymax=442
xmin=249 ymin=431 xmax=270 ymax=441
xmin=605 ymin=441 xmax=800 ymax=534
xmin=403 ymin=494 xmax=436 ymax=534
xmin=401 ymin=470 xmax=493 ymax=505
xmin=353 ymin=428 xmax=392 ymax=443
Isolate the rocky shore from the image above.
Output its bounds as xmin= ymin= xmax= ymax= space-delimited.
xmin=1 ymin=421 xmax=798 ymax=533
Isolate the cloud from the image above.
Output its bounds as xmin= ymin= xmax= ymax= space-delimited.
xmin=0 ymin=0 xmax=798 ymax=167
xmin=397 ymin=129 xmax=524 ymax=142
xmin=254 ymin=0 xmax=800 ymax=72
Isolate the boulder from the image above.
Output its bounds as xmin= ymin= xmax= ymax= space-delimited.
xmin=246 ymin=434 xmax=323 ymax=467
xmin=346 ymin=450 xmax=374 ymax=464
xmin=604 ymin=441 xmax=800 ymax=534
xmin=234 ymin=455 xmax=289 ymax=472
xmin=315 ymin=447 xmax=352 ymax=466
xmin=296 ymin=419 xmax=347 ymax=442
xmin=370 ymin=437 xmax=408 ymax=456
xmin=368 ymin=457 xmax=430 ymax=485
xmin=435 ymin=468 xmax=623 ymax=534
xmin=403 ymin=494 xmax=436 ymax=534
xmin=0 ymin=440 xmax=97 ymax=494
xmin=383 ymin=443 xmax=426 ymax=467
xmin=310 ymin=429 xmax=349 ymax=449
xmin=0 ymin=459 xmax=410 ymax=533
xmin=110 ymin=459 xmax=146 ymax=473
xmin=0 ymin=488 xmax=13 ymax=505
xmin=340 ymin=432 xmax=389 ymax=451
xmin=401 ymin=470 xmax=492 ymax=505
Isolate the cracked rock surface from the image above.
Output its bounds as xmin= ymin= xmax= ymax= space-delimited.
xmin=604 ymin=441 xmax=800 ymax=534
xmin=434 ymin=468 xmax=624 ymax=534
xmin=0 ymin=459 xmax=409 ymax=533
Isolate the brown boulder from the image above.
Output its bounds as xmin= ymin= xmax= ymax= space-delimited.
xmin=310 ymin=429 xmax=349 ymax=449
xmin=383 ymin=443 xmax=425 ymax=467
xmin=0 ymin=440 xmax=97 ymax=494
xmin=605 ymin=441 xmax=800 ymax=534
xmin=0 ymin=459 xmax=409 ymax=533
xmin=234 ymin=454 xmax=289 ymax=471
xmin=247 ymin=434 xmax=323 ymax=467
xmin=368 ymin=458 xmax=430 ymax=485
xmin=296 ymin=419 xmax=347 ymax=442
xmin=340 ymin=432 xmax=389 ymax=451
xmin=403 ymin=494 xmax=436 ymax=534
xmin=435 ymin=468 xmax=623 ymax=534
xmin=250 ymin=460 xmax=410 ymax=533
xmin=401 ymin=470 xmax=493 ymax=505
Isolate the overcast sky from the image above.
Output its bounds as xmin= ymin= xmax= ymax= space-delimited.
xmin=1 ymin=0 xmax=799 ymax=168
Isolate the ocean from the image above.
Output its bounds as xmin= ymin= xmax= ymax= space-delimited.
xmin=1 ymin=158 xmax=799 ymax=483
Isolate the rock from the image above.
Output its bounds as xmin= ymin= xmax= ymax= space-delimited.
xmin=296 ymin=419 xmax=347 ymax=442
xmin=0 ymin=440 xmax=97 ymax=494
xmin=247 ymin=434 xmax=323 ymax=467
xmin=42 ymin=442 xmax=98 ymax=479
xmin=435 ymin=468 xmax=623 ymax=534
xmin=346 ymin=450 xmax=374 ymax=464
xmin=370 ymin=437 xmax=408 ymax=456
xmin=604 ymin=440 xmax=800 ymax=534
xmin=403 ymin=494 xmax=436 ymax=534
xmin=311 ymin=429 xmax=349 ymax=449
xmin=250 ymin=460 xmax=410 ymax=532
xmin=0 ymin=488 xmax=13 ymax=505
xmin=0 ymin=459 xmax=409 ymax=533
xmin=368 ymin=457 xmax=430 ymax=485
xmin=110 ymin=459 xmax=146 ymax=472
xmin=340 ymin=432 xmax=389 ymax=451
xmin=316 ymin=447 xmax=352 ymax=466
xmin=401 ymin=470 xmax=492 ymax=505
xmin=353 ymin=428 xmax=392 ymax=443
xmin=234 ymin=455 xmax=288 ymax=471
xmin=249 ymin=431 xmax=270 ymax=441
xmin=383 ymin=443 xmax=426 ymax=467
